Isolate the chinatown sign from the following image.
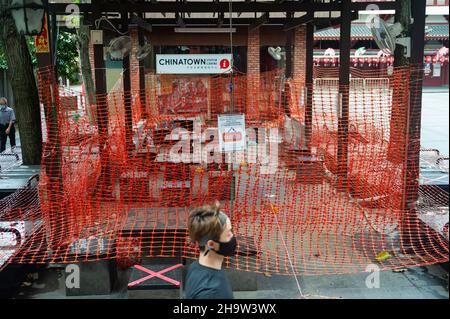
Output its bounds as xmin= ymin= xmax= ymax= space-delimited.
xmin=156 ymin=54 xmax=232 ymax=74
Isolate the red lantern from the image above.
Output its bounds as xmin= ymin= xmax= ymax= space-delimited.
xmin=374 ymin=58 xmax=379 ymax=67
xmin=381 ymin=57 xmax=387 ymax=64
xmin=432 ymin=57 xmax=438 ymax=64
xmin=426 ymin=56 xmax=432 ymax=63
xmin=440 ymin=56 xmax=446 ymax=64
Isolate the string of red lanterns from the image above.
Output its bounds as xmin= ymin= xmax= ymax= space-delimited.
xmin=425 ymin=55 xmax=450 ymax=64
xmin=313 ymin=55 xmax=449 ymax=67
xmin=313 ymin=56 xmax=396 ymax=67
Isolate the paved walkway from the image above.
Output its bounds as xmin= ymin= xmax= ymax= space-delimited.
xmin=5 ymin=263 xmax=448 ymax=299
xmin=421 ymin=89 xmax=449 ymax=156
xmin=1 ymin=88 xmax=448 ymax=299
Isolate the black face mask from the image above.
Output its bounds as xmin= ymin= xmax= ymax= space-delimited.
xmin=204 ymin=236 xmax=238 ymax=257
xmin=215 ymin=236 xmax=238 ymax=257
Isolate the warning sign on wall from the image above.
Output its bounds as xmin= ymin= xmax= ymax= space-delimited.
xmin=218 ymin=114 xmax=246 ymax=152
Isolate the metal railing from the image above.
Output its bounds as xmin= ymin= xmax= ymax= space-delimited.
xmin=313 ymin=77 xmax=390 ymax=88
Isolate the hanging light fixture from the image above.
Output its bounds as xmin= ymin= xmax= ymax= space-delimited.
xmin=8 ymin=0 xmax=45 ymax=36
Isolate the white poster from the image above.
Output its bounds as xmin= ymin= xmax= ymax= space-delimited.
xmin=433 ymin=62 xmax=441 ymax=77
xmin=156 ymin=54 xmax=232 ymax=74
xmin=218 ymin=114 xmax=246 ymax=152
xmin=424 ymin=63 xmax=432 ymax=76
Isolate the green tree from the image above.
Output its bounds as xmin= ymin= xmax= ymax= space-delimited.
xmin=0 ymin=1 xmax=42 ymax=165
xmin=56 ymin=31 xmax=80 ymax=84
xmin=1 ymin=32 xmax=80 ymax=85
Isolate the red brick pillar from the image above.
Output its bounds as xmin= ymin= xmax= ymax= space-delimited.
xmin=293 ymin=26 xmax=307 ymax=91
xmin=247 ymin=28 xmax=260 ymax=117
xmin=130 ymin=28 xmax=140 ymax=95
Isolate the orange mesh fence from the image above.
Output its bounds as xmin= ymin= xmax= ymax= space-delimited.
xmin=0 ymin=65 xmax=448 ymax=275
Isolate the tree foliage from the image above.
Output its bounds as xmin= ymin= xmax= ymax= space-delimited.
xmin=56 ymin=31 xmax=80 ymax=84
xmin=1 ymin=31 xmax=80 ymax=84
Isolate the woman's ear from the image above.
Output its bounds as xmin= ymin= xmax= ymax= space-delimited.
xmin=206 ymin=240 xmax=215 ymax=250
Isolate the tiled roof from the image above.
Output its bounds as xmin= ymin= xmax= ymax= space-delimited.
xmin=314 ymin=23 xmax=449 ymax=40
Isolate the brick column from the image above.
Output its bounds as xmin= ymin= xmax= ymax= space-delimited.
xmin=130 ymin=28 xmax=140 ymax=95
xmin=293 ymin=26 xmax=307 ymax=90
xmin=290 ymin=26 xmax=307 ymax=113
xmin=246 ymin=28 xmax=260 ymax=116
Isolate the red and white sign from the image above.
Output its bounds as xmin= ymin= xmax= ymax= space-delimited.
xmin=218 ymin=114 xmax=246 ymax=152
xmin=35 ymin=14 xmax=50 ymax=53
xmin=156 ymin=54 xmax=232 ymax=74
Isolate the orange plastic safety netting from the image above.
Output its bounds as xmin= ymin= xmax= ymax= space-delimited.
xmin=0 ymin=65 xmax=448 ymax=275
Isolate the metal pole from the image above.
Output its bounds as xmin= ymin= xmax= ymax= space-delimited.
xmin=285 ymin=25 xmax=293 ymax=79
xmin=37 ymin=2 xmax=63 ymax=252
xmin=402 ymin=0 xmax=426 ymax=249
xmin=92 ymin=7 xmax=112 ymax=197
xmin=122 ymin=11 xmax=133 ymax=158
xmin=50 ymin=11 xmax=58 ymax=78
xmin=138 ymin=13 xmax=147 ymax=118
xmin=337 ymin=0 xmax=351 ymax=189
xmin=229 ymin=0 xmax=234 ymax=114
xmin=228 ymin=0 xmax=235 ymax=212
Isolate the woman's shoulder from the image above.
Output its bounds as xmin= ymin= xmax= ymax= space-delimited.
xmin=187 ymin=261 xmax=217 ymax=274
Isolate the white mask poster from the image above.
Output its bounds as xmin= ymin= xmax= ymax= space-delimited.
xmin=156 ymin=54 xmax=232 ymax=74
xmin=218 ymin=114 xmax=246 ymax=152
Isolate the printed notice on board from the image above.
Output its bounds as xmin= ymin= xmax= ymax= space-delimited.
xmin=433 ymin=62 xmax=441 ymax=77
xmin=218 ymin=114 xmax=246 ymax=152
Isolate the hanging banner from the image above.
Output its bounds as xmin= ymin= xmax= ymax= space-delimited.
xmin=218 ymin=114 xmax=246 ymax=152
xmin=35 ymin=14 xmax=50 ymax=53
xmin=156 ymin=54 xmax=232 ymax=74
